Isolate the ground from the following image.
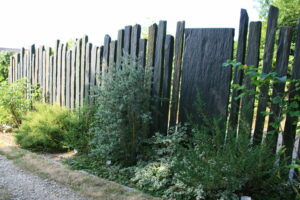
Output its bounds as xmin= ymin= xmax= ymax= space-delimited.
xmin=0 ymin=132 xmax=158 ymax=200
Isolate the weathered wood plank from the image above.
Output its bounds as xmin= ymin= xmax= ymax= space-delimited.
xmin=84 ymin=43 xmax=92 ymax=100
xmin=152 ymin=21 xmax=167 ymax=132
xmin=49 ymin=55 xmax=54 ymax=104
xmin=42 ymin=49 xmax=47 ymax=101
xmin=96 ymin=46 xmax=103 ymax=87
xmin=66 ymin=50 xmax=72 ymax=108
xmin=228 ymin=9 xmax=249 ymax=131
xmin=8 ymin=56 xmax=13 ymax=83
xmin=53 ymin=40 xmax=60 ymax=104
xmin=116 ymin=29 xmax=124 ymax=69
xmin=160 ymin=35 xmax=174 ymax=133
xmin=45 ymin=47 xmax=51 ymax=103
xmin=169 ymin=21 xmax=185 ymax=127
xmin=38 ymin=46 xmax=44 ymax=90
xmin=131 ymin=24 xmax=141 ymax=60
xmin=80 ymin=35 xmax=88 ymax=106
xmin=253 ymin=6 xmax=279 ymax=145
xmin=20 ymin=48 xmax=25 ymax=79
xmin=90 ymin=46 xmax=97 ymax=103
xmin=102 ymin=35 xmax=111 ymax=83
xmin=34 ymin=48 xmax=39 ymax=84
xmin=76 ymin=39 xmax=82 ymax=107
xmin=61 ymin=44 xmax=68 ymax=106
xmin=179 ymin=28 xmax=234 ymax=126
xmin=109 ymin=41 xmax=117 ymax=68
xmin=266 ymin=27 xmax=292 ymax=151
xmin=56 ymin=43 xmax=63 ymax=104
xmin=124 ymin=26 xmax=132 ymax=56
xmin=283 ymin=19 xmax=300 ymax=162
xmin=138 ymin=39 xmax=147 ymax=70
xmin=71 ymin=44 xmax=77 ymax=109
xmin=239 ymin=22 xmax=262 ymax=135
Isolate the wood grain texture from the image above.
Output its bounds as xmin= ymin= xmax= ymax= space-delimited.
xmin=160 ymin=35 xmax=174 ymax=133
xmin=253 ymin=6 xmax=279 ymax=145
xmin=179 ymin=28 xmax=234 ymax=125
xmin=61 ymin=44 xmax=68 ymax=106
xmin=283 ymin=19 xmax=300 ymax=162
xmin=53 ymin=40 xmax=60 ymax=104
xmin=96 ymin=46 xmax=103 ymax=87
xmin=124 ymin=26 xmax=132 ymax=56
xmin=102 ymin=35 xmax=111 ymax=85
xmin=56 ymin=43 xmax=63 ymax=104
xmin=66 ymin=50 xmax=72 ymax=108
xmin=84 ymin=43 xmax=92 ymax=100
xmin=75 ymin=39 xmax=82 ymax=107
xmin=229 ymin=9 xmax=249 ymax=131
xmin=80 ymin=35 xmax=88 ymax=106
xmin=71 ymin=44 xmax=77 ymax=109
xmin=130 ymin=24 xmax=141 ymax=59
xmin=116 ymin=29 xmax=124 ymax=69
xmin=109 ymin=41 xmax=117 ymax=68
xmin=239 ymin=22 xmax=262 ymax=136
xmin=169 ymin=21 xmax=185 ymax=127
xmin=138 ymin=39 xmax=147 ymax=70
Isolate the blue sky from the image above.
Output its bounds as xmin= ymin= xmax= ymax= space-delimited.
xmin=0 ymin=0 xmax=260 ymax=48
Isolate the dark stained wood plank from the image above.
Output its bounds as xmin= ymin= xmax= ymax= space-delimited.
xmin=179 ymin=28 xmax=234 ymax=126
xmin=169 ymin=21 xmax=185 ymax=127
xmin=80 ymin=35 xmax=88 ymax=106
xmin=96 ymin=46 xmax=103 ymax=87
xmin=266 ymin=27 xmax=292 ymax=151
xmin=152 ymin=21 xmax=167 ymax=132
xmin=76 ymin=39 xmax=82 ymax=107
xmin=239 ymin=22 xmax=262 ymax=135
xmin=228 ymin=9 xmax=249 ymax=131
xmin=116 ymin=29 xmax=124 ymax=69
xmin=124 ymin=26 xmax=132 ymax=56
xmin=84 ymin=43 xmax=92 ymax=100
xmin=138 ymin=39 xmax=147 ymax=70
xmin=253 ymin=6 xmax=279 ymax=145
xmin=283 ymin=19 xmax=300 ymax=162
xmin=102 ymin=35 xmax=111 ymax=83
xmin=109 ymin=41 xmax=117 ymax=68
xmin=160 ymin=35 xmax=174 ymax=133
xmin=131 ymin=24 xmax=141 ymax=60
xmin=71 ymin=44 xmax=77 ymax=109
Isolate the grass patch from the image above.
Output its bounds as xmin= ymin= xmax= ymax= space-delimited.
xmin=0 ymin=145 xmax=158 ymax=200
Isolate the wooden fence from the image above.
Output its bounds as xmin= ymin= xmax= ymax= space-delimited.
xmin=8 ymin=6 xmax=300 ymax=170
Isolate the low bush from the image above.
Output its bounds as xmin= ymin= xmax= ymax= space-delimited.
xmin=14 ymin=103 xmax=74 ymax=152
xmin=0 ymin=79 xmax=41 ymax=127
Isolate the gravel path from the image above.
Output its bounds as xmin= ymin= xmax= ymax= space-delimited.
xmin=0 ymin=155 xmax=91 ymax=200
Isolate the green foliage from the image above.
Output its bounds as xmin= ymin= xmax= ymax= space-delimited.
xmin=14 ymin=103 xmax=74 ymax=152
xmin=0 ymin=51 xmax=13 ymax=83
xmin=64 ymin=106 xmax=95 ymax=154
xmin=0 ymin=79 xmax=41 ymax=127
xmin=89 ymin=57 xmax=152 ymax=166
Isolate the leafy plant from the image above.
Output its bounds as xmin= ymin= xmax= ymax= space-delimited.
xmin=0 ymin=79 xmax=41 ymax=127
xmin=14 ymin=103 xmax=74 ymax=152
xmin=89 ymin=56 xmax=152 ymax=166
xmin=0 ymin=51 xmax=13 ymax=83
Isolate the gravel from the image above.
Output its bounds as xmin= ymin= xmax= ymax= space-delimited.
xmin=0 ymin=155 xmax=92 ymax=200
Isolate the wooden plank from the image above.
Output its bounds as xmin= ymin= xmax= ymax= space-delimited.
xmin=253 ymin=6 xmax=279 ymax=145
xmin=90 ymin=46 xmax=98 ymax=102
xmin=76 ymin=39 xmax=82 ymax=107
xmin=17 ymin=53 xmax=20 ymax=80
xmin=56 ymin=43 xmax=63 ymax=105
xmin=9 ymin=56 xmax=13 ymax=83
xmin=266 ymin=27 xmax=292 ymax=151
xmin=152 ymin=21 xmax=167 ymax=132
xmin=53 ymin=40 xmax=60 ymax=104
xmin=124 ymin=26 xmax=132 ymax=56
xmin=66 ymin=50 xmax=72 ymax=108
xmin=160 ymin=35 xmax=174 ymax=133
xmin=228 ymin=9 xmax=249 ymax=131
xmin=131 ymin=24 xmax=141 ymax=60
xmin=239 ymin=22 xmax=262 ymax=135
xmin=38 ymin=46 xmax=44 ymax=89
xmin=34 ymin=48 xmax=39 ymax=84
xmin=30 ymin=45 xmax=36 ymax=86
xmin=96 ymin=46 xmax=103 ymax=87
xmin=169 ymin=21 xmax=185 ymax=127
xmin=179 ymin=28 xmax=234 ymax=126
xmin=138 ymin=39 xmax=147 ymax=70
xmin=20 ymin=48 xmax=25 ymax=79
xmin=102 ymin=35 xmax=111 ymax=83
xmin=109 ymin=41 xmax=117 ymax=68
xmin=80 ymin=35 xmax=88 ymax=106
xmin=61 ymin=44 xmax=68 ymax=106
xmin=45 ymin=47 xmax=51 ymax=103
xmin=71 ymin=44 xmax=77 ymax=109
xmin=84 ymin=43 xmax=92 ymax=100
xmin=116 ymin=29 xmax=124 ymax=69
xmin=283 ymin=19 xmax=300 ymax=162
xmin=49 ymin=55 xmax=54 ymax=104
xmin=42 ymin=49 xmax=46 ymax=101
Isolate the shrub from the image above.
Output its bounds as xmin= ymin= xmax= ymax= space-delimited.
xmin=64 ymin=105 xmax=94 ymax=154
xmin=89 ymin=57 xmax=152 ymax=166
xmin=0 ymin=51 xmax=13 ymax=83
xmin=14 ymin=103 xmax=74 ymax=152
xmin=0 ymin=79 xmax=41 ymax=127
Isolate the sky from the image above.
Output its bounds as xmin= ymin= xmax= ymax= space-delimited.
xmin=0 ymin=0 xmax=260 ymax=49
